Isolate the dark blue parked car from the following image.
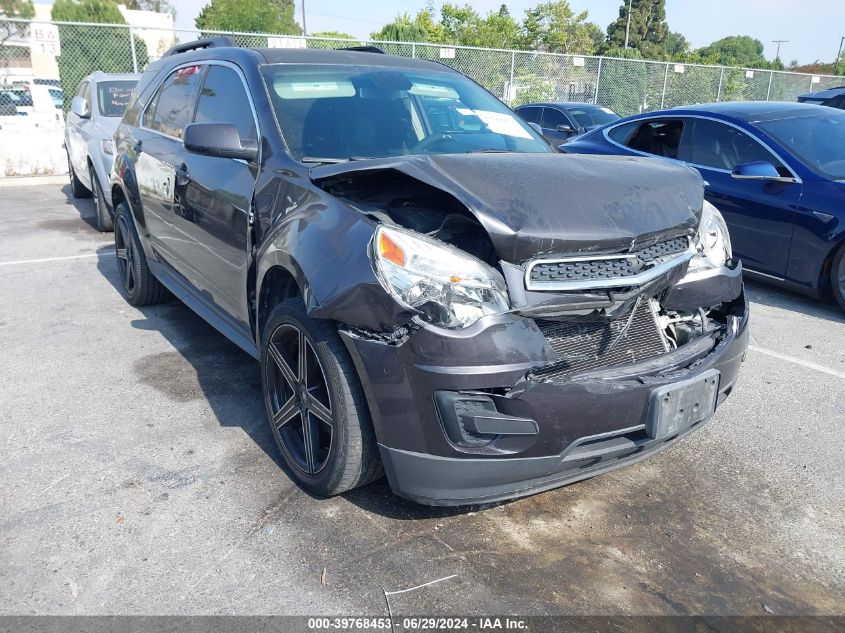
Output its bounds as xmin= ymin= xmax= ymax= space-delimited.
xmin=515 ymin=101 xmax=620 ymax=144
xmin=562 ymin=102 xmax=845 ymax=309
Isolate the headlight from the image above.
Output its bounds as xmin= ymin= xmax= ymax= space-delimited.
xmin=691 ymin=200 xmax=732 ymax=270
xmin=100 ymin=139 xmax=114 ymax=155
xmin=371 ymin=225 xmax=510 ymax=329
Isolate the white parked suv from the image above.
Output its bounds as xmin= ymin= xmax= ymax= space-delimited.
xmin=64 ymin=71 xmax=138 ymax=231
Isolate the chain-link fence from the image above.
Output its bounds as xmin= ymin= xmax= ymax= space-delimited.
xmin=1 ymin=17 xmax=843 ymax=116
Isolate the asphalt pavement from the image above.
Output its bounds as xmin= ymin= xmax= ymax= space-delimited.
xmin=1 ymin=181 xmax=843 ymax=616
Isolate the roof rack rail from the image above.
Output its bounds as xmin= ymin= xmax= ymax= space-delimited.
xmin=336 ymin=45 xmax=385 ymax=54
xmin=163 ymin=36 xmax=237 ymax=57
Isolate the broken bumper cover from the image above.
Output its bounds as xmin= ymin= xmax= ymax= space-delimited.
xmin=341 ymin=292 xmax=749 ymax=506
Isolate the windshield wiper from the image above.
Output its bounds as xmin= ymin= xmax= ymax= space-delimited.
xmin=301 ymin=156 xmax=377 ymax=165
xmin=466 ymin=148 xmax=514 ymax=154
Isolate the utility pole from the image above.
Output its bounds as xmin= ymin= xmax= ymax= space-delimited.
xmin=772 ymin=39 xmax=789 ymax=62
xmin=624 ymin=0 xmax=633 ymax=49
xmin=301 ymin=0 xmax=307 ymax=36
xmin=836 ymin=36 xmax=844 ymax=75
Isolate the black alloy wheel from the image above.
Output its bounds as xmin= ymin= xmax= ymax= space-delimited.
xmin=832 ymin=244 xmax=845 ymax=311
xmin=115 ymin=212 xmax=136 ymax=296
xmin=113 ymin=203 xmax=168 ymax=306
xmin=266 ymin=322 xmax=334 ymax=475
xmin=261 ymin=299 xmax=382 ymax=496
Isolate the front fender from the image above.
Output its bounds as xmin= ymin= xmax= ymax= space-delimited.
xmin=255 ymin=200 xmax=414 ymax=333
xmin=111 ymin=151 xmax=156 ymax=261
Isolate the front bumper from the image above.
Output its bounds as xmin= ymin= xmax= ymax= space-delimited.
xmin=341 ymin=292 xmax=749 ymax=506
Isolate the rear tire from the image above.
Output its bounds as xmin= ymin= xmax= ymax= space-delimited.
xmin=114 ymin=203 xmax=168 ymax=306
xmin=832 ymin=244 xmax=845 ymax=312
xmin=90 ymin=166 xmax=113 ymax=233
xmin=261 ymin=298 xmax=382 ymax=496
xmin=67 ymin=153 xmax=90 ymax=199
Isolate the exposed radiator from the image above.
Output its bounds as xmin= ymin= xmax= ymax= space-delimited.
xmin=533 ymin=301 xmax=668 ymax=381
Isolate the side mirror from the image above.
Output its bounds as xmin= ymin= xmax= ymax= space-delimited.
xmin=556 ymin=124 xmax=575 ymax=134
xmin=70 ymin=95 xmax=90 ymax=118
xmin=184 ymin=122 xmax=258 ymax=162
xmin=731 ymin=160 xmax=794 ymax=183
xmin=527 ymin=122 xmax=543 ymax=135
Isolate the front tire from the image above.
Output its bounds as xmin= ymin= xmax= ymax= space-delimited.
xmin=261 ymin=299 xmax=381 ymax=496
xmin=832 ymin=244 xmax=845 ymax=312
xmin=114 ymin=203 xmax=168 ymax=306
xmin=89 ymin=166 xmax=113 ymax=232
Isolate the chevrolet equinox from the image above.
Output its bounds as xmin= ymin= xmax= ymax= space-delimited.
xmin=109 ymin=38 xmax=749 ymax=505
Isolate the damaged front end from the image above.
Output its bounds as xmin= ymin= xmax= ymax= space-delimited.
xmin=308 ymin=154 xmax=748 ymax=506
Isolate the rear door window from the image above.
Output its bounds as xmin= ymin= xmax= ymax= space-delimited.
xmin=193 ymin=65 xmax=257 ymax=143
xmin=541 ymin=107 xmax=571 ymax=130
xmin=144 ymin=65 xmax=203 ymax=139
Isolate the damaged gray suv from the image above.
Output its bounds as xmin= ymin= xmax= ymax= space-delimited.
xmin=110 ymin=39 xmax=748 ymax=506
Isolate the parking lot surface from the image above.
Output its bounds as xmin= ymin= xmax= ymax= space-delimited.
xmin=1 ymin=183 xmax=843 ymax=616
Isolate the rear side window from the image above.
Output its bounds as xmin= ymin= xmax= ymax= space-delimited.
xmin=606 ymin=121 xmax=638 ymax=144
xmin=626 ymin=119 xmax=685 ymax=159
xmin=144 ymin=65 xmax=203 ymax=139
xmin=517 ymin=106 xmax=542 ymax=124
xmin=193 ymin=65 xmax=257 ymax=142
xmin=688 ymin=118 xmax=788 ymax=174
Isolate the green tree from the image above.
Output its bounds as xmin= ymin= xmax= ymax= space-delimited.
xmin=371 ymin=8 xmax=444 ymax=43
xmin=437 ymin=3 xmax=521 ymax=49
xmin=664 ymin=31 xmax=689 ymax=59
xmin=51 ymin=0 xmax=148 ymax=110
xmin=195 ymin=0 xmax=300 ymax=34
xmin=696 ymin=35 xmax=768 ymax=68
xmin=522 ymin=1 xmax=603 ymax=54
xmin=311 ymin=30 xmax=356 ymax=40
xmin=0 ymin=0 xmax=34 ymax=44
xmin=123 ymin=0 xmax=175 ymax=18
xmin=605 ymin=0 xmax=669 ymax=59
xmin=52 ymin=0 xmax=123 ymax=22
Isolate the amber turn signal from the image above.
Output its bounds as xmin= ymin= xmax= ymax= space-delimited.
xmin=378 ymin=231 xmax=406 ymax=267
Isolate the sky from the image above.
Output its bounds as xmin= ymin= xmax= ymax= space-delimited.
xmin=171 ymin=0 xmax=845 ymax=65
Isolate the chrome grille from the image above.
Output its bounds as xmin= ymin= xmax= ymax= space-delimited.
xmin=526 ymin=235 xmax=691 ymax=290
xmin=533 ymin=301 xmax=668 ymax=382
xmin=635 ymin=236 xmax=691 ymax=263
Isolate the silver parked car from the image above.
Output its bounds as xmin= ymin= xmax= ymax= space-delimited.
xmin=65 ymin=71 xmax=139 ymax=231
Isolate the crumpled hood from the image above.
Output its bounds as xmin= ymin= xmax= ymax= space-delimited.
xmin=312 ymin=152 xmax=703 ymax=263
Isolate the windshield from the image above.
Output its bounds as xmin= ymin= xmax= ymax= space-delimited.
xmin=261 ymin=64 xmax=551 ymax=161
xmin=567 ymin=105 xmax=619 ymax=129
xmin=758 ymin=110 xmax=845 ymax=180
xmin=97 ymin=80 xmax=137 ymax=117
xmin=48 ymin=88 xmax=63 ymax=109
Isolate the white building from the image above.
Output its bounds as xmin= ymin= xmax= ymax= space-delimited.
xmin=0 ymin=3 xmax=174 ymax=86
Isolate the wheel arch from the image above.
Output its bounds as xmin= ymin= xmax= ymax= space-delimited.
xmin=255 ymin=261 xmax=305 ymax=347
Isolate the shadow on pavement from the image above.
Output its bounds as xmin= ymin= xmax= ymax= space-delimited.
xmin=744 ymin=278 xmax=845 ymax=325
xmin=56 ymin=182 xmax=101 ymax=232
xmin=94 ymin=244 xmax=498 ymax=518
